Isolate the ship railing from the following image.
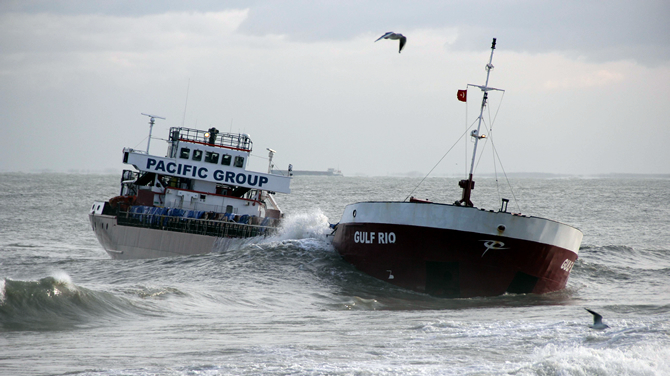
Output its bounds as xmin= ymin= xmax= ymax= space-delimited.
xmin=116 ymin=208 xmax=278 ymax=238
xmin=163 ymin=199 xmax=265 ymax=215
xmin=169 ymin=127 xmax=253 ymax=152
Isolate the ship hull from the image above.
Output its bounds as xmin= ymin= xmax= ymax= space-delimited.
xmin=331 ymin=202 xmax=582 ymax=298
xmin=89 ymin=214 xmax=262 ymax=260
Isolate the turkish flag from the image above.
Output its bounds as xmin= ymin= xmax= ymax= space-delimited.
xmin=457 ymin=89 xmax=467 ymax=102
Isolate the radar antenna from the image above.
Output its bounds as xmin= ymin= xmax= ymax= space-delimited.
xmin=141 ymin=113 xmax=166 ymax=154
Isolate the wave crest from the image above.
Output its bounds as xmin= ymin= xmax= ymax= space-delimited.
xmin=0 ymin=272 xmax=138 ymax=331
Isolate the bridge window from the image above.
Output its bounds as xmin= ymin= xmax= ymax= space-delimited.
xmin=179 ymin=148 xmax=190 ymax=159
xmin=221 ymin=154 xmax=231 ymax=166
xmin=205 ymin=151 xmax=219 ymax=164
xmin=192 ymin=150 xmax=202 ymax=161
xmin=234 ymin=156 xmax=244 ymax=168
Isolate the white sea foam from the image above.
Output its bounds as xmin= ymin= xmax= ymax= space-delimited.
xmin=48 ymin=270 xmax=76 ymax=291
xmin=0 ymin=278 xmax=5 ymax=303
xmin=524 ymin=343 xmax=670 ymax=375
xmin=273 ymin=209 xmax=332 ymax=241
xmin=212 ymin=209 xmax=333 ymax=253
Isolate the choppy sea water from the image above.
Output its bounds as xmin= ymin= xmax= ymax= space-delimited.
xmin=1 ymin=173 xmax=669 ymax=375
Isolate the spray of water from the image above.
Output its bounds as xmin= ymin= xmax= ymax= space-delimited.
xmin=273 ymin=209 xmax=332 ymax=241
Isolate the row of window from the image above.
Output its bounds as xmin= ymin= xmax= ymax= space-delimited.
xmin=179 ymin=147 xmax=244 ymax=168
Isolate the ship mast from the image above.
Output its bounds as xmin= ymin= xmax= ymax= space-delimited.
xmin=458 ymin=38 xmax=498 ymax=207
xmin=141 ymin=113 xmax=166 ymax=154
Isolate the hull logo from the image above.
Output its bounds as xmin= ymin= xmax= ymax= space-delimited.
xmin=481 ymin=240 xmax=507 ymax=257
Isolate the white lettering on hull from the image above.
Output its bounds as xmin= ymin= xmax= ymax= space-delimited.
xmin=353 ymin=231 xmax=396 ymax=244
xmin=560 ymin=259 xmax=575 ymax=273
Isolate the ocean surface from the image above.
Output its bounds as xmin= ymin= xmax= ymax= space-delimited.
xmin=1 ymin=173 xmax=669 ymax=375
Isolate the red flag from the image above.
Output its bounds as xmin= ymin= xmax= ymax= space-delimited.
xmin=457 ymin=89 xmax=467 ymax=102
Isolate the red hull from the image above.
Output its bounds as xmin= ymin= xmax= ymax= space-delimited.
xmin=332 ymin=40 xmax=585 ymax=298
xmin=331 ymin=202 xmax=581 ymax=298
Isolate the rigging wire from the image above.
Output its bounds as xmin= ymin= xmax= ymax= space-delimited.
xmin=484 ymin=91 xmax=521 ymax=213
xmin=485 ymin=99 xmax=502 ymax=204
xmin=133 ymin=136 xmax=148 ymax=150
xmin=407 ymin=88 xmax=521 ymax=212
xmin=249 ymin=153 xmax=269 ymax=160
xmin=403 ymin=119 xmax=479 ymax=202
xmin=473 ymin=94 xmax=521 ymax=212
xmin=490 ymin=139 xmax=522 ymax=213
xmin=403 ymin=90 xmax=506 ymax=202
xmin=472 ymin=91 xmax=505 ymax=176
xmin=486 ymin=91 xmax=513 ymax=208
xmin=473 ymin=118 xmax=489 ymax=173
xmin=464 ymin=94 xmax=469 ymax=177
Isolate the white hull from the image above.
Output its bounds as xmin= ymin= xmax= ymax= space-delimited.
xmin=89 ymin=213 xmax=262 ymax=259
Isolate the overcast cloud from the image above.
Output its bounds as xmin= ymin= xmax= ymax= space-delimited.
xmin=1 ymin=0 xmax=668 ymax=176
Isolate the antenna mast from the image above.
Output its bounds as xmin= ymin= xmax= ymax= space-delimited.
xmin=141 ymin=113 xmax=166 ymax=154
xmin=458 ymin=38 xmax=499 ymax=207
xmin=266 ymin=148 xmax=276 ymax=174
xmin=181 ymin=79 xmax=190 ymax=127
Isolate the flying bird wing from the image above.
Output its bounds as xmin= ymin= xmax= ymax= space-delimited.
xmin=375 ymin=32 xmax=394 ymax=42
xmin=585 ymin=308 xmax=608 ymax=328
xmin=398 ymin=35 xmax=407 ymax=53
xmin=375 ymin=32 xmax=407 ymax=53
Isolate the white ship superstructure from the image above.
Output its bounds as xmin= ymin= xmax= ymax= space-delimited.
xmin=90 ymin=121 xmax=291 ymax=259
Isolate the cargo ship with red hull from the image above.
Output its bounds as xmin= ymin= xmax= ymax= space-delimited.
xmin=331 ymin=39 xmax=583 ymax=298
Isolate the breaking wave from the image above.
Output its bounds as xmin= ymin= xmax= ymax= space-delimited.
xmin=0 ymin=272 xmax=141 ymax=331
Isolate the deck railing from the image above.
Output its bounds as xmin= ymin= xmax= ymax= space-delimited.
xmin=116 ymin=209 xmax=276 ymax=238
xmin=170 ymin=127 xmax=253 ymax=151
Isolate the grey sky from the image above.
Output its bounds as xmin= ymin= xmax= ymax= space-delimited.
xmin=1 ymin=1 xmax=668 ymax=175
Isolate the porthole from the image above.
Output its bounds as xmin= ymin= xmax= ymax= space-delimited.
xmin=353 ymin=210 xmax=357 ymax=218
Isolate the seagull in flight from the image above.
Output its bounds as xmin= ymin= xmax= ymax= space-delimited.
xmin=585 ymin=308 xmax=609 ymax=330
xmin=375 ymin=32 xmax=407 ymax=53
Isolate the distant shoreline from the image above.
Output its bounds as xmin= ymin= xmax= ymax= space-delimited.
xmin=2 ymin=170 xmax=669 ymax=179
